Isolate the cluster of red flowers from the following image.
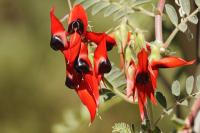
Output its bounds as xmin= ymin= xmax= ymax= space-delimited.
xmin=50 ymin=4 xmax=195 ymax=122
xmin=50 ymin=4 xmax=116 ymax=122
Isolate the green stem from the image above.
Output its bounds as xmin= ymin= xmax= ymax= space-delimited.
xmin=67 ymin=0 xmax=72 ymax=10
xmin=133 ymin=7 xmax=155 ymax=17
xmin=103 ymin=78 xmax=134 ymax=104
xmin=146 ymin=99 xmax=154 ymax=130
xmin=164 ymin=8 xmax=200 ymax=48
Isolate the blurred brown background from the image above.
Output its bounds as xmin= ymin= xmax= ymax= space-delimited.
xmin=0 ymin=0 xmax=198 ymax=133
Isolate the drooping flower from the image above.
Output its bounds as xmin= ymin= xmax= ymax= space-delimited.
xmin=49 ymin=4 xmax=116 ymax=122
xmin=126 ymin=47 xmax=195 ymax=120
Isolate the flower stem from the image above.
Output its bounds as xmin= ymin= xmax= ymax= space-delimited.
xmin=164 ymin=8 xmax=200 ymax=48
xmin=67 ymin=0 xmax=72 ymax=10
xmin=155 ymin=0 xmax=165 ymax=43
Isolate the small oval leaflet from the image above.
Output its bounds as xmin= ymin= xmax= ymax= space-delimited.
xmin=156 ymin=91 xmax=167 ymax=108
xmin=171 ymin=80 xmax=181 ymax=96
xmin=186 ymin=75 xmax=194 ymax=95
xmin=165 ymin=4 xmax=178 ymax=26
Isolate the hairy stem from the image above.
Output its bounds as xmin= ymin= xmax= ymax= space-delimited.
xmin=164 ymin=8 xmax=200 ymax=48
xmin=155 ymin=0 xmax=165 ymax=42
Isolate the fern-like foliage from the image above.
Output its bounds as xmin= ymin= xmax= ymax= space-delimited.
xmin=104 ymin=63 xmax=126 ymax=91
xmin=74 ymin=0 xmax=151 ymax=21
xmin=112 ymin=122 xmax=132 ymax=133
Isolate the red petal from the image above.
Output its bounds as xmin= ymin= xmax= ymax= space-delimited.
xmin=84 ymin=74 xmax=100 ymax=106
xmin=63 ymin=33 xmax=81 ymax=64
xmin=68 ymin=4 xmax=88 ymax=35
xmin=146 ymin=82 xmax=157 ymax=105
xmin=50 ymin=7 xmax=65 ymax=34
xmin=148 ymin=65 xmax=157 ymax=89
xmin=138 ymin=48 xmax=149 ymax=72
xmin=76 ymin=81 xmax=97 ymax=122
xmin=94 ymin=37 xmax=109 ymax=76
xmin=151 ymin=57 xmax=195 ymax=69
xmin=86 ymin=32 xmax=116 ymax=50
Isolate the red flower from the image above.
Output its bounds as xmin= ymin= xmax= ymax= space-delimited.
xmin=50 ymin=4 xmax=116 ymax=122
xmin=126 ymin=48 xmax=195 ymax=120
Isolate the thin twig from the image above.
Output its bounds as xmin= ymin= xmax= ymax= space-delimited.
xmin=164 ymin=8 xmax=200 ymax=48
xmin=133 ymin=7 xmax=155 ymax=17
xmin=67 ymin=0 xmax=72 ymax=10
xmin=155 ymin=0 xmax=165 ymax=42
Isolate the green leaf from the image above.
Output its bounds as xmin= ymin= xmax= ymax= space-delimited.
xmin=179 ymin=23 xmax=188 ymax=32
xmin=172 ymin=115 xmax=185 ymax=128
xmin=188 ymin=15 xmax=199 ymax=24
xmin=131 ymin=0 xmax=151 ymax=7
xmin=112 ymin=122 xmax=132 ymax=133
xmin=178 ymin=99 xmax=188 ymax=106
xmin=82 ymin=0 xmax=100 ymax=9
xmin=104 ymin=63 xmax=126 ymax=90
xmin=196 ymin=75 xmax=200 ymax=90
xmin=179 ymin=0 xmax=190 ymax=15
xmin=113 ymin=9 xmax=127 ymax=21
xmin=156 ymin=92 xmax=167 ymax=108
xmin=195 ymin=0 xmax=200 ymax=7
xmin=74 ymin=0 xmax=85 ymax=5
xmin=153 ymin=127 xmax=161 ymax=133
xmin=131 ymin=124 xmax=135 ymax=133
xmin=186 ymin=75 xmax=194 ymax=95
xmin=104 ymin=3 xmax=121 ymax=17
xmin=165 ymin=4 xmax=178 ymax=26
xmin=91 ymin=1 xmax=110 ymax=15
xmin=171 ymin=80 xmax=181 ymax=96
xmin=99 ymin=88 xmax=115 ymax=103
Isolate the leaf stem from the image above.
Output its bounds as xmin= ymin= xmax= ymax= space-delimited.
xmin=103 ymin=78 xmax=134 ymax=104
xmin=133 ymin=7 xmax=155 ymax=17
xmin=164 ymin=7 xmax=200 ymax=48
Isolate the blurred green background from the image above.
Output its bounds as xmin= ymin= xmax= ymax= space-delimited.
xmin=0 ymin=0 xmax=198 ymax=133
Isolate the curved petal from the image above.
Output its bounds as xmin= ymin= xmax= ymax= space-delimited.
xmin=94 ymin=37 xmax=111 ymax=76
xmin=63 ymin=32 xmax=81 ymax=64
xmin=50 ymin=7 xmax=65 ymax=34
xmin=86 ymin=32 xmax=116 ymax=51
xmin=84 ymin=74 xmax=100 ymax=106
xmin=151 ymin=56 xmax=195 ymax=69
xmin=68 ymin=4 xmax=88 ymax=35
xmin=76 ymin=82 xmax=97 ymax=122
xmin=137 ymin=48 xmax=149 ymax=72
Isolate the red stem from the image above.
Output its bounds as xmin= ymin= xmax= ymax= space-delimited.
xmin=155 ymin=0 xmax=165 ymax=43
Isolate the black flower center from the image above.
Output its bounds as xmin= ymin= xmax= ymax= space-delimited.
xmin=68 ymin=19 xmax=84 ymax=35
xmin=99 ymin=59 xmax=112 ymax=74
xmin=50 ymin=36 xmax=64 ymax=51
xmin=136 ymin=72 xmax=150 ymax=84
xmin=74 ymin=58 xmax=90 ymax=74
xmin=65 ymin=76 xmax=76 ymax=89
